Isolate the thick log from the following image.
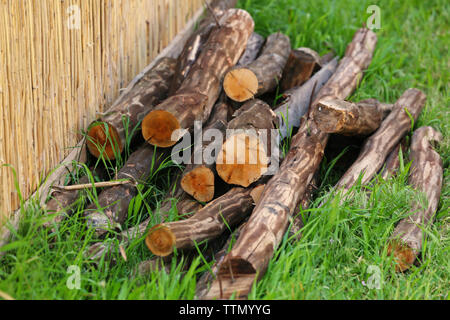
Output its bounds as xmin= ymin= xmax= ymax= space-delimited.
xmin=280 ymin=47 xmax=321 ymax=92
xmin=169 ymin=0 xmax=238 ymax=95
xmin=312 ymin=98 xmax=393 ymax=136
xmin=85 ymin=145 xmax=168 ymax=237
xmin=274 ymin=58 xmax=338 ymax=140
xmin=223 ymin=32 xmax=291 ymax=102
xmin=216 ymin=99 xmax=278 ymax=187
xmin=145 ymin=187 xmax=255 ymax=257
xmin=387 ymin=127 xmax=443 ymax=272
xmin=237 ymin=32 xmax=265 ymax=66
xmin=335 ymin=88 xmax=426 ymax=193
xmin=380 ymin=138 xmax=408 ymax=179
xmin=86 ymin=58 xmax=176 ymax=159
xmin=204 ymin=28 xmax=378 ymax=299
xmin=180 ymin=102 xmax=229 ymax=202
xmin=43 ymin=167 xmax=104 ymax=230
xmin=142 ymin=9 xmax=254 ymax=148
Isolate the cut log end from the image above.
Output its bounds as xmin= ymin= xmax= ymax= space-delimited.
xmin=250 ymin=184 xmax=265 ymax=205
xmin=216 ymin=133 xmax=268 ymax=187
xmin=387 ymin=239 xmax=416 ymax=272
xmin=86 ymin=122 xmax=123 ymax=160
xmin=142 ymin=110 xmax=181 ymax=147
xmin=181 ymin=166 xmax=215 ymax=202
xmin=313 ymin=100 xmax=347 ymax=133
xmin=223 ymin=68 xmax=258 ymax=102
xmin=145 ymin=224 xmax=176 ymax=257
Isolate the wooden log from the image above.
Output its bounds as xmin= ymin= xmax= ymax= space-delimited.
xmin=335 ymin=88 xmax=426 ymax=193
xmin=169 ymin=0 xmax=238 ymax=95
xmin=142 ymin=9 xmax=254 ymax=148
xmin=380 ymin=138 xmax=408 ymax=179
xmin=280 ymin=47 xmax=321 ymax=92
xmin=43 ymin=167 xmax=104 ymax=230
xmin=274 ymin=57 xmax=338 ymax=140
xmin=387 ymin=126 xmax=443 ymax=272
xmin=180 ymin=102 xmax=229 ymax=202
xmin=85 ymin=145 xmax=168 ymax=237
xmin=216 ymin=99 xmax=278 ymax=187
xmin=237 ymin=32 xmax=265 ymax=66
xmin=312 ymin=98 xmax=394 ymax=136
xmin=86 ymin=58 xmax=177 ymax=159
xmin=203 ymin=28 xmax=378 ymax=299
xmin=145 ymin=187 xmax=255 ymax=257
xmin=223 ymin=32 xmax=291 ymax=102
xmin=320 ymin=52 xmax=335 ymax=65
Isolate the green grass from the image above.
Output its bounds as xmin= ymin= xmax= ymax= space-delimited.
xmin=0 ymin=0 xmax=449 ymax=300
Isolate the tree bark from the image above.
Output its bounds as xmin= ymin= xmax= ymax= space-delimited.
xmin=216 ymin=99 xmax=278 ymax=187
xmin=43 ymin=167 xmax=105 ymax=230
xmin=169 ymin=0 xmax=238 ymax=95
xmin=84 ymin=144 xmax=168 ymax=237
xmin=142 ymin=9 xmax=254 ymax=148
xmin=280 ymin=47 xmax=321 ymax=92
xmin=145 ymin=187 xmax=255 ymax=257
xmin=312 ymin=98 xmax=393 ymax=136
xmin=387 ymin=127 xmax=443 ymax=272
xmin=335 ymin=88 xmax=426 ymax=193
xmin=223 ymin=32 xmax=291 ymax=102
xmin=203 ymin=28 xmax=378 ymax=299
xmin=237 ymin=32 xmax=265 ymax=66
xmin=87 ymin=58 xmax=176 ymax=159
xmin=274 ymin=58 xmax=338 ymax=140
xmin=181 ymin=102 xmax=229 ymax=202
xmin=380 ymin=138 xmax=408 ymax=179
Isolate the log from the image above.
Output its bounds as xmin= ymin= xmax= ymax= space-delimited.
xmin=335 ymin=88 xmax=426 ymax=193
xmin=280 ymin=47 xmax=321 ymax=92
xmin=312 ymin=98 xmax=393 ymax=136
xmin=86 ymin=174 xmax=202 ymax=263
xmin=85 ymin=145 xmax=168 ymax=237
xmin=145 ymin=187 xmax=255 ymax=257
xmin=274 ymin=57 xmax=338 ymax=140
xmin=142 ymin=9 xmax=254 ymax=148
xmin=380 ymin=138 xmax=408 ymax=179
xmin=169 ymin=0 xmax=238 ymax=95
xmin=203 ymin=28 xmax=378 ymax=299
xmin=223 ymin=32 xmax=291 ymax=102
xmin=43 ymin=167 xmax=104 ymax=230
xmin=86 ymin=58 xmax=177 ymax=159
xmin=180 ymin=102 xmax=229 ymax=202
xmin=237 ymin=32 xmax=265 ymax=66
xmin=387 ymin=126 xmax=443 ymax=272
xmin=216 ymin=99 xmax=278 ymax=187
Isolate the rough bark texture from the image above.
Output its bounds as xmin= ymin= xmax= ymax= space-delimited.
xmin=203 ymin=28 xmax=378 ymax=299
xmin=169 ymin=0 xmax=238 ymax=95
xmin=216 ymin=99 xmax=278 ymax=187
xmin=43 ymin=168 xmax=104 ymax=230
xmin=223 ymin=32 xmax=291 ymax=102
xmin=84 ymin=145 xmax=168 ymax=237
xmin=387 ymin=127 xmax=443 ymax=272
xmin=146 ymin=187 xmax=255 ymax=257
xmin=275 ymin=58 xmax=338 ymax=140
xmin=280 ymin=47 xmax=321 ymax=92
xmin=87 ymin=58 xmax=176 ymax=159
xmin=85 ymin=175 xmax=202 ymax=263
xmin=237 ymin=32 xmax=265 ymax=66
xmin=335 ymin=88 xmax=426 ymax=193
xmin=380 ymin=138 xmax=408 ymax=179
xmin=181 ymin=102 xmax=229 ymax=202
xmin=142 ymin=9 xmax=254 ymax=147
xmin=312 ymin=98 xmax=393 ymax=136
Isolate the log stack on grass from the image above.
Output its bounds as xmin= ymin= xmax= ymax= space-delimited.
xmin=33 ymin=2 xmax=444 ymax=300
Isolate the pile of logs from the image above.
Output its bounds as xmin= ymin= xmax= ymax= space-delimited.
xmin=43 ymin=0 xmax=444 ymax=299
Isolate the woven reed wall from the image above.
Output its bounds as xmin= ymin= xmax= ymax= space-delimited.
xmin=0 ymin=0 xmax=203 ymax=222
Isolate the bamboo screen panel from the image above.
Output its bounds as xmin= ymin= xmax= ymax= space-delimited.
xmin=0 ymin=0 xmax=203 ymax=222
